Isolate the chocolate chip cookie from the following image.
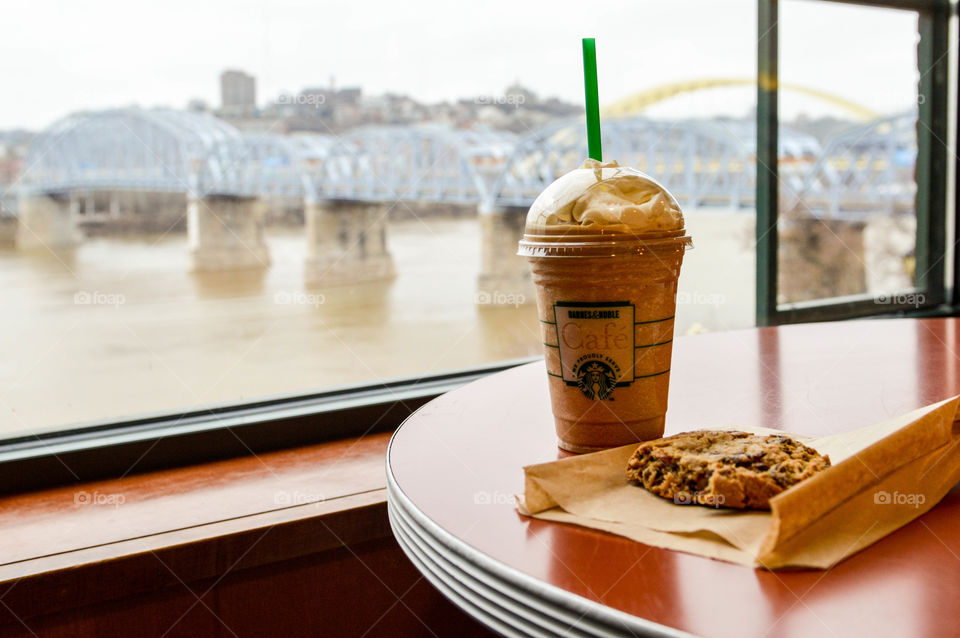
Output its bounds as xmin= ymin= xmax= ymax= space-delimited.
xmin=626 ymin=430 xmax=831 ymax=510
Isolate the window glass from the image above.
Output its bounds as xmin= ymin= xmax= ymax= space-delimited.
xmin=777 ymin=1 xmax=921 ymax=307
xmin=0 ymin=0 xmax=755 ymax=437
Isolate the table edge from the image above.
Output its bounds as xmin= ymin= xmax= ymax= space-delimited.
xmin=386 ymin=430 xmax=696 ymax=638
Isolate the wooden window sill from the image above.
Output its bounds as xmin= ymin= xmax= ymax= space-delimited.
xmin=0 ymin=433 xmax=393 ymax=629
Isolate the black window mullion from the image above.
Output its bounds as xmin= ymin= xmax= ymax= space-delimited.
xmin=756 ymin=0 xmax=779 ymax=327
xmin=915 ymin=3 xmax=950 ymax=303
xmin=952 ymin=4 xmax=960 ymax=308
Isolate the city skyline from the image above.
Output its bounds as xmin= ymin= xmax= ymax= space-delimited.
xmin=2 ymin=0 xmax=921 ymax=130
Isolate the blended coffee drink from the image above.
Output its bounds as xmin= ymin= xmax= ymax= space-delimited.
xmin=518 ymin=159 xmax=692 ymax=453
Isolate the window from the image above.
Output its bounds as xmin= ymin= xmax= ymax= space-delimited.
xmin=0 ymin=1 xmax=952 ymax=488
xmin=756 ymin=0 xmax=952 ymax=325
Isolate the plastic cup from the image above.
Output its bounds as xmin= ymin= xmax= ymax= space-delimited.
xmin=518 ymin=167 xmax=692 ymax=453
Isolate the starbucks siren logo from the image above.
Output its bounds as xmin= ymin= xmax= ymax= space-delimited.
xmin=576 ymin=360 xmax=617 ymax=400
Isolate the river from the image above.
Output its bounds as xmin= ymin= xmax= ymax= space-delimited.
xmin=0 ymin=212 xmax=755 ymax=436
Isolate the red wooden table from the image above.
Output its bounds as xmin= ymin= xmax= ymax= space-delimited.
xmin=387 ymin=318 xmax=960 ymax=638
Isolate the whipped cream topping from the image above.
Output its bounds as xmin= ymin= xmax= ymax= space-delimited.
xmin=524 ymin=159 xmax=684 ymax=234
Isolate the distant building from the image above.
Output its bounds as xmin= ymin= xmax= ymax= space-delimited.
xmin=269 ymin=85 xmax=364 ymax=133
xmin=335 ymin=87 xmax=362 ymax=106
xmin=218 ymin=72 xmax=581 ymax=135
xmin=220 ymin=70 xmax=256 ymax=117
xmin=0 ymin=132 xmax=29 ymax=220
xmin=186 ymin=98 xmax=209 ymax=113
xmin=0 ymin=155 xmax=22 ymax=184
xmin=504 ymin=82 xmax=538 ymax=106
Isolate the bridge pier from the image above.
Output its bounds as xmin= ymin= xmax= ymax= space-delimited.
xmin=0 ymin=217 xmax=16 ymax=248
xmin=477 ymin=204 xmax=534 ymax=306
xmin=187 ymin=195 xmax=270 ymax=271
xmin=778 ymin=217 xmax=867 ymax=303
xmin=16 ymin=193 xmax=80 ymax=250
xmin=304 ymin=200 xmax=395 ymax=286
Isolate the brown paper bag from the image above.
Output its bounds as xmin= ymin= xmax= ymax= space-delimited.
xmin=517 ymin=396 xmax=960 ymax=569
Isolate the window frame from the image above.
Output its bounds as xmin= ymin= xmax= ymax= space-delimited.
xmin=756 ymin=0 xmax=953 ymax=326
xmin=0 ymin=357 xmax=536 ymax=495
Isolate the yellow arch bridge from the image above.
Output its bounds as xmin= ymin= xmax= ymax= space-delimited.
xmin=602 ymin=78 xmax=879 ymax=121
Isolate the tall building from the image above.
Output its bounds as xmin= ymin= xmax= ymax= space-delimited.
xmin=220 ymin=70 xmax=256 ymax=116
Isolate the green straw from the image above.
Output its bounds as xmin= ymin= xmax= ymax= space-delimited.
xmin=581 ymin=38 xmax=602 ymax=161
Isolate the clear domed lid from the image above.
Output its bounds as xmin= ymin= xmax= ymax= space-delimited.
xmin=517 ymin=159 xmax=691 ymax=258
xmin=523 ymin=159 xmax=685 ymax=236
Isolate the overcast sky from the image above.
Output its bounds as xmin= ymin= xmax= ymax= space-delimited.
xmin=1 ymin=0 xmax=922 ymax=130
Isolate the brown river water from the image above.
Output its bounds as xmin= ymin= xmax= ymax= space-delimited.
xmin=0 ymin=214 xmax=754 ymax=437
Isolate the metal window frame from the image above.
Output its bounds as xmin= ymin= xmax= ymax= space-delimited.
xmin=756 ymin=0 xmax=952 ymax=326
xmin=0 ymin=357 xmax=536 ymax=495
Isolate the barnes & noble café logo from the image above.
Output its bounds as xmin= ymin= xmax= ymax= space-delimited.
xmin=555 ymin=302 xmax=634 ymax=401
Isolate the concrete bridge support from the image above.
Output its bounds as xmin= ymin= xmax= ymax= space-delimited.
xmin=0 ymin=216 xmax=16 ymax=249
xmin=304 ymin=200 xmax=395 ymax=286
xmin=16 ymin=193 xmax=80 ymax=250
xmin=778 ymin=217 xmax=867 ymax=303
xmin=187 ymin=195 xmax=270 ymax=271
xmin=477 ymin=205 xmax=534 ymax=306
